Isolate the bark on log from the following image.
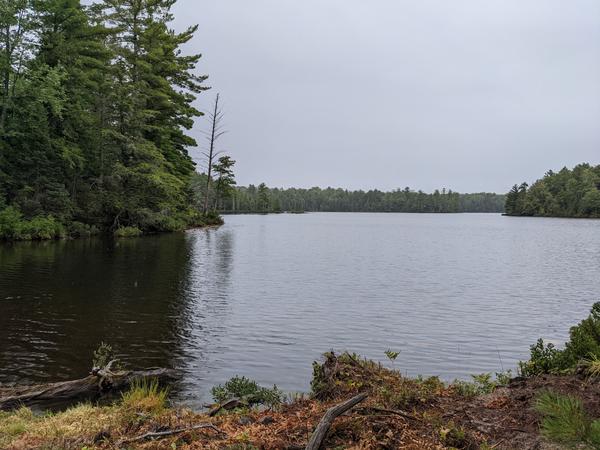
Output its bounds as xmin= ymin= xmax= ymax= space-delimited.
xmin=0 ymin=368 xmax=176 ymax=411
xmin=305 ymin=392 xmax=368 ymax=450
xmin=208 ymin=398 xmax=242 ymax=416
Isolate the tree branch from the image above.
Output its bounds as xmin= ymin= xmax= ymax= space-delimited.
xmin=305 ymin=392 xmax=368 ymax=450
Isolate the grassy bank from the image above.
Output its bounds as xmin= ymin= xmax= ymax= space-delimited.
xmin=4 ymin=304 xmax=600 ymax=449
xmin=1 ymin=357 xmax=599 ymax=449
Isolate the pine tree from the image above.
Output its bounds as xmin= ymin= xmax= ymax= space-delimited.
xmin=99 ymin=0 xmax=207 ymax=230
xmin=505 ymin=184 xmax=520 ymax=215
xmin=212 ymin=155 xmax=236 ymax=210
xmin=0 ymin=0 xmax=213 ymax=239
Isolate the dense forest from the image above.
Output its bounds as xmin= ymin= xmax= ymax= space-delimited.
xmin=191 ymin=175 xmax=506 ymax=214
xmin=505 ymin=163 xmax=600 ymax=218
xmin=0 ymin=0 xmax=218 ymax=240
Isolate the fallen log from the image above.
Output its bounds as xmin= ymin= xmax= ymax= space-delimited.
xmin=0 ymin=368 xmax=176 ymax=412
xmin=305 ymin=392 xmax=368 ymax=450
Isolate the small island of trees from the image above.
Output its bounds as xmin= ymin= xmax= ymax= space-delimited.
xmin=505 ymin=163 xmax=600 ymax=218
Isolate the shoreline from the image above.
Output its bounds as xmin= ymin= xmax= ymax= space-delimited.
xmin=502 ymin=213 xmax=600 ymax=219
xmin=3 ymin=301 xmax=600 ymax=449
xmin=1 ymin=351 xmax=594 ymax=449
xmin=0 ymin=219 xmax=225 ymax=244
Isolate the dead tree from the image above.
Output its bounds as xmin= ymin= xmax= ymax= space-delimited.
xmin=202 ymin=93 xmax=226 ymax=215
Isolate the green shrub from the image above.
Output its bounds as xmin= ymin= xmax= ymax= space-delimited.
xmin=19 ymin=216 xmax=65 ymax=240
xmin=211 ymin=376 xmax=283 ymax=408
xmin=114 ymin=226 xmax=143 ymax=238
xmin=67 ymin=221 xmax=99 ymax=238
xmin=0 ymin=206 xmax=23 ymax=239
xmin=0 ymin=207 xmax=65 ymax=240
xmin=495 ymin=370 xmax=513 ymax=386
xmin=520 ymin=303 xmax=600 ymax=376
xmin=451 ymin=373 xmax=498 ymax=397
xmin=563 ymin=303 xmax=600 ymax=367
xmin=155 ymin=215 xmax=186 ymax=232
xmin=518 ymin=339 xmax=566 ymax=376
xmin=199 ymin=210 xmax=224 ymax=226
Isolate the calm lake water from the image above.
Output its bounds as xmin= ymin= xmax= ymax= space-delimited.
xmin=1 ymin=213 xmax=599 ymax=406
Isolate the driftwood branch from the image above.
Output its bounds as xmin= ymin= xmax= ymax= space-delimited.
xmin=120 ymin=423 xmax=224 ymax=444
xmin=208 ymin=397 xmax=242 ymax=416
xmin=305 ymin=392 xmax=368 ymax=450
xmin=0 ymin=368 xmax=176 ymax=411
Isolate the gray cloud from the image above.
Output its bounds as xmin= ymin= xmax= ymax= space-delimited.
xmin=172 ymin=0 xmax=600 ymax=193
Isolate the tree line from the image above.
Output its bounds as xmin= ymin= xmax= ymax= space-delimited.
xmin=0 ymin=0 xmax=215 ymax=240
xmin=203 ymin=184 xmax=506 ymax=214
xmin=505 ymin=163 xmax=600 ymax=218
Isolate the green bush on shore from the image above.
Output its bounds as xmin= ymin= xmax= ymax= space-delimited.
xmin=0 ymin=207 xmax=66 ymax=240
xmin=211 ymin=376 xmax=283 ymax=409
xmin=67 ymin=221 xmax=100 ymax=238
xmin=520 ymin=302 xmax=600 ymax=376
xmin=196 ymin=210 xmax=225 ymax=227
xmin=113 ymin=226 xmax=143 ymax=238
xmin=0 ymin=206 xmax=224 ymax=241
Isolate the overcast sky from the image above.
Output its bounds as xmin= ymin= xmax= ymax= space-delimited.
xmin=171 ymin=0 xmax=600 ymax=193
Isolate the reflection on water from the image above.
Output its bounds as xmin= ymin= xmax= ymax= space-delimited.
xmin=0 ymin=234 xmax=196 ymax=384
xmin=1 ymin=213 xmax=599 ymax=407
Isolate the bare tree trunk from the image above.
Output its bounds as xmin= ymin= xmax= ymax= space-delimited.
xmin=203 ymin=93 xmax=220 ymax=214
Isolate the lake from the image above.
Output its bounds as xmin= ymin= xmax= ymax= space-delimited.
xmin=1 ymin=213 xmax=599 ymax=407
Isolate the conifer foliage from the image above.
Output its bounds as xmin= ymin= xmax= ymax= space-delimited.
xmin=0 ymin=0 xmax=208 ymax=239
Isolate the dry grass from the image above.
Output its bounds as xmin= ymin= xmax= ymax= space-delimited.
xmin=581 ymin=354 xmax=600 ymax=381
xmin=120 ymin=379 xmax=169 ymax=414
xmin=2 ymin=352 xmax=594 ymax=449
xmin=0 ymin=381 xmax=170 ymax=449
xmin=0 ymin=355 xmax=458 ymax=449
xmin=1 ymin=403 xmax=116 ymax=449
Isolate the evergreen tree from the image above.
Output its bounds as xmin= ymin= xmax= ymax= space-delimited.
xmin=212 ymin=155 xmax=236 ymax=210
xmin=0 ymin=0 xmax=214 ymax=240
xmin=257 ymin=183 xmax=269 ymax=213
xmin=504 ymin=164 xmax=600 ymax=218
xmin=505 ymin=184 xmax=519 ymax=215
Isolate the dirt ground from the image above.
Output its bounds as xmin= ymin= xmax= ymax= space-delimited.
xmin=3 ymin=353 xmax=597 ymax=449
